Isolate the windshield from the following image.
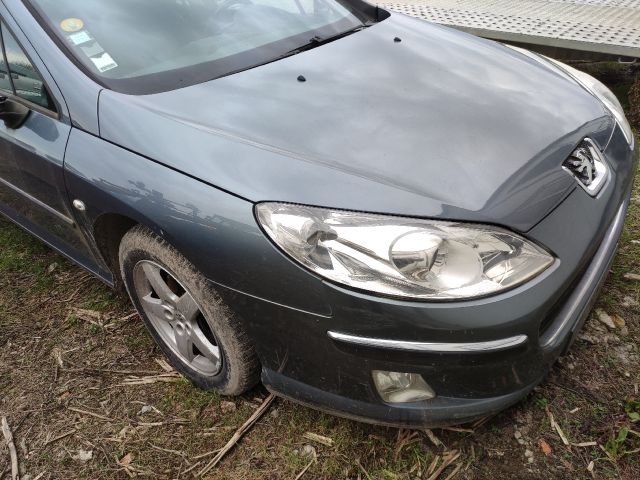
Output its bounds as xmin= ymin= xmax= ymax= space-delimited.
xmin=27 ymin=0 xmax=378 ymax=94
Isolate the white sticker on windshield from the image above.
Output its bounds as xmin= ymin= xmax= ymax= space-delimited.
xmin=68 ymin=30 xmax=92 ymax=46
xmin=90 ymin=52 xmax=118 ymax=73
xmin=81 ymin=42 xmax=105 ymax=58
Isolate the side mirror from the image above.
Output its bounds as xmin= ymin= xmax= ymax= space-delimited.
xmin=0 ymin=96 xmax=30 ymax=129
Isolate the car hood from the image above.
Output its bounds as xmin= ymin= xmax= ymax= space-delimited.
xmin=98 ymin=11 xmax=613 ymax=232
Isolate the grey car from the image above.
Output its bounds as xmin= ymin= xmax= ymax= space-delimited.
xmin=0 ymin=0 xmax=636 ymax=427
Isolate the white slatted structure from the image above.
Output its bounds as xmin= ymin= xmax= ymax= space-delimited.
xmin=381 ymin=0 xmax=640 ymax=58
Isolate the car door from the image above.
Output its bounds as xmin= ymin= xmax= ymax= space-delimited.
xmin=0 ymin=19 xmax=98 ymax=267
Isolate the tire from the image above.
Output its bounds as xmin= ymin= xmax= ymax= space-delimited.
xmin=119 ymin=225 xmax=260 ymax=395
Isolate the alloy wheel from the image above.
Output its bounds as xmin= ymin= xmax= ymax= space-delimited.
xmin=132 ymin=260 xmax=222 ymax=376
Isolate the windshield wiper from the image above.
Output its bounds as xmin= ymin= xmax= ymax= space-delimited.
xmin=276 ymin=24 xmax=370 ymax=61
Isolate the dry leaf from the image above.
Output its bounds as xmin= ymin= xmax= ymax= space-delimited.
xmin=119 ymin=453 xmax=133 ymax=466
xmin=595 ymin=309 xmax=616 ymax=330
xmin=220 ymin=401 xmax=236 ymax=414
xmin=611 ymin=314 xmax=626 ymax=328
xmin=303 ymin=432 xmax=334 ymax=447
xmin=539 ymin=439 xmax=552 ymax=455
xmin=623 ymin=273 xmax=640 ymax=281
xmin=57 ymin=391 xmax=71 ymax=402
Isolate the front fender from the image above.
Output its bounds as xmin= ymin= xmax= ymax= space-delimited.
xmin=63 ymin=128 xmax=331 ymax=316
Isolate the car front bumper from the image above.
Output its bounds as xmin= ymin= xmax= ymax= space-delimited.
xmin=212 ymin=126 xmax=637 ymax=427
xmin=261 ymin=197 xmax=628 ymax=426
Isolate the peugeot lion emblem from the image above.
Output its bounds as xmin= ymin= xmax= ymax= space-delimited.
xmin=562 ymin=139 xmax=609 ymax=196
xmin=567 ymin=147 xmax=596 ymax=185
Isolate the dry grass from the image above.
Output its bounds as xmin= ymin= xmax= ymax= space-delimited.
xmin=1 ymin=71 xmax=639 ymax=480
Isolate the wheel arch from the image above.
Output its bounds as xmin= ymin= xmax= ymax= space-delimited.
xmin=93 ymin=212 xmax=138 ymax=290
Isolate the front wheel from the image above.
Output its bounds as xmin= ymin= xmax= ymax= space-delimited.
xmin=119 ymin=225 xmax=260 ymax=395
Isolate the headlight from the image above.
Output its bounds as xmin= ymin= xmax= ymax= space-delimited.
xmin=551 ymin=60 xmax=633 ymax=146
xmin=256 ymin=203 xmax=554 ymax=300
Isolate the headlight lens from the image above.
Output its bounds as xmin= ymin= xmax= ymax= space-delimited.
xmin=256 ymin=203 xmax=554 ymax=300
xmin=547 ymin=59 xmax=634 ymax=146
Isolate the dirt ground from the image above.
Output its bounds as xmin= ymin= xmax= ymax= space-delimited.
xmin=1 ymin=68 xmax=640 ymax=480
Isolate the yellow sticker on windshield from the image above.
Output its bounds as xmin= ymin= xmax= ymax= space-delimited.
xmin=60 ymin=18 xmax=84 ymax=33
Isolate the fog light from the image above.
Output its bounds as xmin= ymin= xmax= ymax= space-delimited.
xmin=372 ymin=370 xmax=436 ymax=403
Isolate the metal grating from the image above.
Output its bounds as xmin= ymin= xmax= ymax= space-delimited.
xmin=381 ymin=0 xmax=640 ymax=58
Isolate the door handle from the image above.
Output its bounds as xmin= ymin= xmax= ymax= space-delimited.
xmin=0 ymin=97 xmax=30 ymax=129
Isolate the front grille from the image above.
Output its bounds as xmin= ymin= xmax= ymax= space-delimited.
xmin=561 ymin=138 xmax=608 ymax=196
xmin=563 ymin=141 xmax=597 ymax=186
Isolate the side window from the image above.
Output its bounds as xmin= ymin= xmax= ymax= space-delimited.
xmin=1 ymin=22 xmax=54 ymax=110
xmin=0 ymin=46 xmax=12 ymax=94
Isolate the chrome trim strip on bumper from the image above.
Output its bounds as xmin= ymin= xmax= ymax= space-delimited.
xmin=327 ymin=331 xmax=528 ymax=353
